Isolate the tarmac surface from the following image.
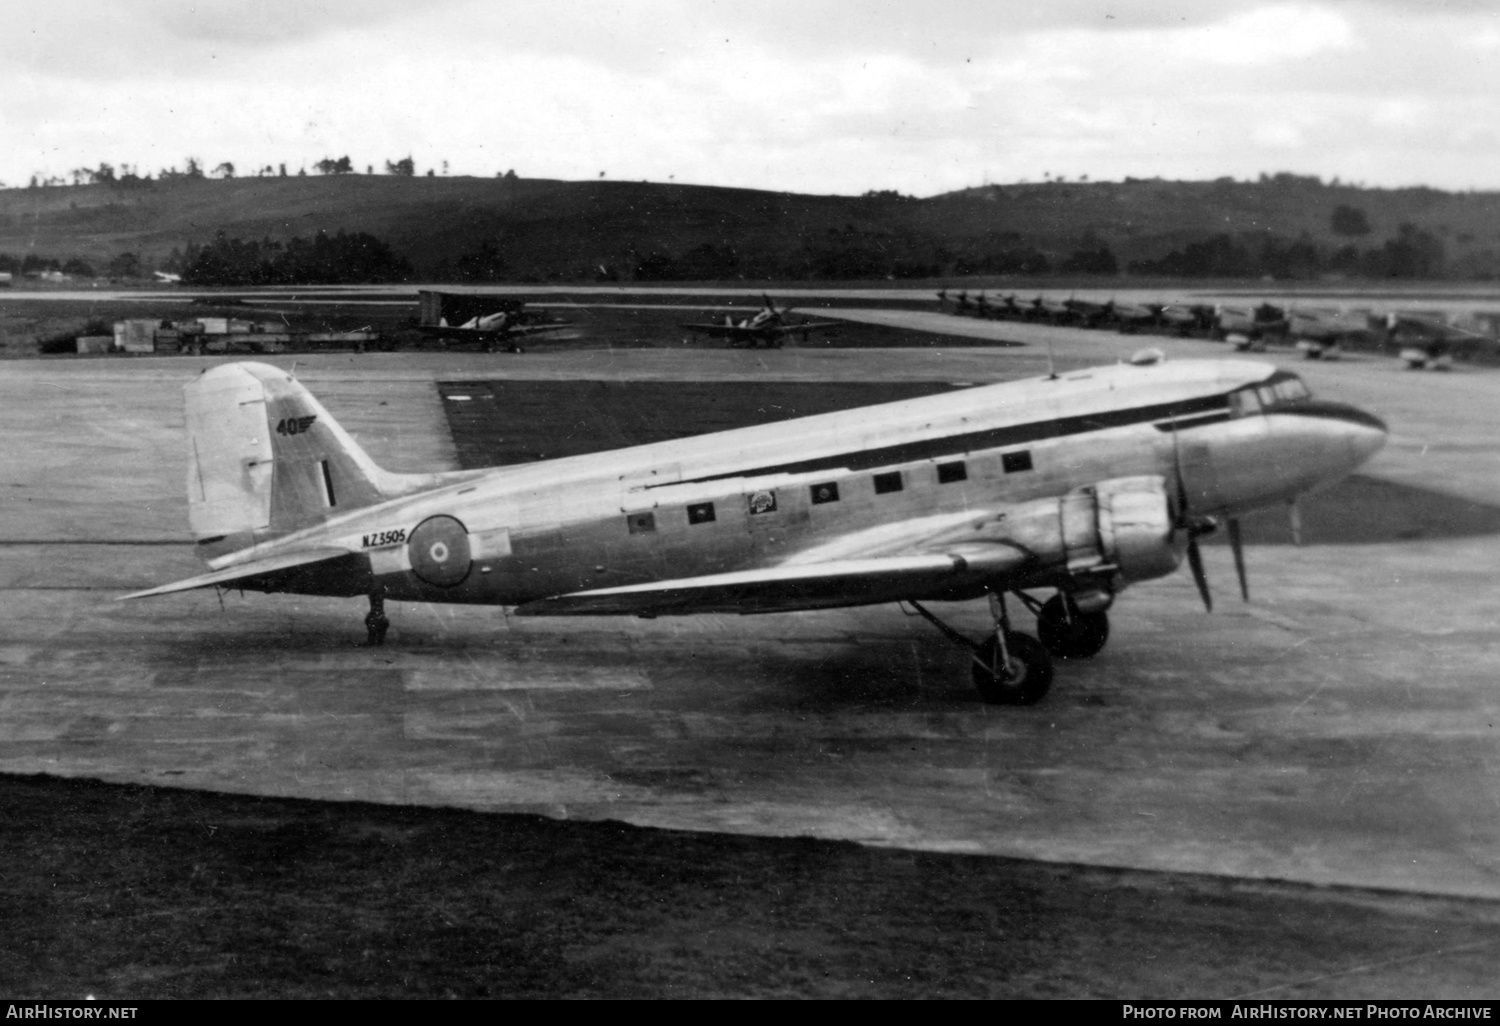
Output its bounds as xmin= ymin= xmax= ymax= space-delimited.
xmin=3 ymin=311 xmax=1500 ymax=900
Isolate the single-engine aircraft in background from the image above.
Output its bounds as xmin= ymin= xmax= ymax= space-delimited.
xmin=417 ymin=299 xmax=573 ymax=353
xmin=680 ymin=295 xmax=841 ymax=348
xmin=123 ymin=355 xmax=1386 ymax=706
xmin=1283 ymin=307 xmax=1382 ymax=361
xmin=1219 ymin=303 xmax=1288 ymax=351
xmin=1384 ymin=312 xmax=1495 ymax=369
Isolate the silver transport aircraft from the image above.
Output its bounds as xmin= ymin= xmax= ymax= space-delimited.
xmin=123 ymin=356 xmax=1387 ymax=705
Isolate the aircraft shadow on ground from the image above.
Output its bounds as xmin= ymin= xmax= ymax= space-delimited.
xmin=437 ymin=381 xmax=1500 ymax=547
xmin=1205 ymin=474 xmax=1500 ymax=546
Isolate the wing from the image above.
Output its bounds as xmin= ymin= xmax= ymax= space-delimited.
xmin=515 ymin=511 xmax=1033 ymax=616
xmin=679 ymin=322 xmax=751 ymax=338
xmin=507 ymin=321 xmax=574 ymax=337
xmin=119 ymin=547 xmax=365 ymax=600
xmin=514 ymin=551 xmax=1028 ymax=616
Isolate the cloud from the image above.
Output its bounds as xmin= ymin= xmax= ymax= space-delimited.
xmin=5 ymin=2 xmax=1500 ymax=194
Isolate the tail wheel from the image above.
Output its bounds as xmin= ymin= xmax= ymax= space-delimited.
xmin=1037 ymin=594 xmax=1110 ymax=660
xmin=972 ymin=632 xmax=1053 ymax=705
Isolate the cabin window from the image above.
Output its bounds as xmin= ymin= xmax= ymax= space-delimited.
xmin=687 ymin=502 xmax=716 ymax=524
xmin=626 ymin=511 xmax=656 ymax=534
xmin=873 ymin=471 xmax=904 ymax=494
xmin=748 ymin=489 xmax=778 ymax=515
xmin=810 ymin=482 xmax=840 ymax=504
xmin=1002 ymin=451 xmax=1033 ymax=473
xmin=937 ymin=460 xmax=967 ymax=484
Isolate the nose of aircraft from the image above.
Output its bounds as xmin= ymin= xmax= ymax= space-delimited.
xmin=1290 ymin=398 xmax=1389 ymax=480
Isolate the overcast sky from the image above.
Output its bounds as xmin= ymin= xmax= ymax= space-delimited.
xmin=4 ymin=0 xmax=1498 ymax=196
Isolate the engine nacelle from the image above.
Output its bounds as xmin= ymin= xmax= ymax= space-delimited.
xmin=959 ymin=475 xmax=1181 ymax=596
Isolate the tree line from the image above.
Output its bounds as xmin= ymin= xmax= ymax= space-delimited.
xmin=179 ymin=230 xmax=412 ymax=285
xmin=18 ymin=156 xmax=519 ymax=189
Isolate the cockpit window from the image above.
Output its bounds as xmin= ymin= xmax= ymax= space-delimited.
xmin=1230 ymin=372 xmax=1310 ymax=417
xmin=1254 ymin=371 xmax=1312 ymax=411
xmin=1229 ymin=388 xmax=1262 ymax=417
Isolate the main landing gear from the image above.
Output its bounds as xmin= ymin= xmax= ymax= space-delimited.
xmin=364 ymin=590 xmax=389 ymax=647
xmin=909 ymin=590 xmax=1112 ymax=705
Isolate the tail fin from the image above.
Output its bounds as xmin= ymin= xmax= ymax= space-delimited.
xmin=184 ymin=362 xmax=444 ymax=554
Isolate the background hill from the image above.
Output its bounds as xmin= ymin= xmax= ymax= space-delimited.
xmin=4 ymin=172 xmax=1500 ymax=283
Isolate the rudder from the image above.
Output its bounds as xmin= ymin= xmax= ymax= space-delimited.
xmin=185 ymin=363 xmax=397 ymax=553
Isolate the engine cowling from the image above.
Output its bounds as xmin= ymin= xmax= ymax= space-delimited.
xmin=958 ymin=475 xmax=1182 ymax=599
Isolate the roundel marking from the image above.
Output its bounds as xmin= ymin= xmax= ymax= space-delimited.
xmin=407 ymin=515 xmax=471 ymax=587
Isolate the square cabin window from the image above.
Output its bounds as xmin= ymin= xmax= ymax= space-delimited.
xmin=873 ymin=471 xmax=904 ymax=495
xmin=810 ymin=482 xmax=840 ymax=505
xmin=626 ymin=511 xmax=656 ymax=534
xmin=937 ymin=460 xmax=967 ymax=484
xmin=687 ymin=502 xmax=716 ymax=524
xmin=1002 ymin=451 xmax=1033 ymax=474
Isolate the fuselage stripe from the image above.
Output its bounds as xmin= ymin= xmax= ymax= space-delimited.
xmin=668 ymin=393 xmax=1232 ymax=485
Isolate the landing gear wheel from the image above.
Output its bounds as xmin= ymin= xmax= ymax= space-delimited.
xmin=364 ymin=593 xmax=389 ymax=647
xmin=972 ymin=631 xmax=1053 ymax=705
xmin=1037 ymin=594 xmax=1109 ymax=660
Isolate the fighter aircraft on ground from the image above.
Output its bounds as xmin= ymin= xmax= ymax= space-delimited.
xmin=1107 ymin=301 xmax=1160 ymax=333
xmin=1384 ymin=312 xmax=1495 ymax=369
xmin=122 ymin=355 xmax=1385 ymax=706
xmin=1218 ymin=303 xmax=1289 ymax=352
xmin=1279 ymin=307 xmax=1385 ymax=360
xmin=1157 ymin=304 xmax=1212 ymax=336
xmin=680 ymin=295 xmax=841 ymax=348
xmin=1027 ymin=294 xmax=1075 ymax=324
xmin=417 ymin=301 xmax=574 ymax=353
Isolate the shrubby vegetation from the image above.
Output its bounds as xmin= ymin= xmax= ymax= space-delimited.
xmin=1129 ymin=223 xmax=1447 ymax=279
xmin=179 ymin=230 xmax=413 ymax=285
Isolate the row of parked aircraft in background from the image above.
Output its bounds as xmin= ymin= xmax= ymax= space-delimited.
xmin=937 ymin=289 xmax=1498 ymax=370
xmin=417 ymin=293 xmax=839 ymax=352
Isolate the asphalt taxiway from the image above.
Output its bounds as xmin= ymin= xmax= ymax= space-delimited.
xmin=2 ymin=326 xmax=1498 ymax=900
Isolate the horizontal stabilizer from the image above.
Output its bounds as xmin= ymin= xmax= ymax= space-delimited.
xmin=514 ymin=550 xmax=1026 ymax=617
xmin=118 ymin=547 xmax=354 ymax=600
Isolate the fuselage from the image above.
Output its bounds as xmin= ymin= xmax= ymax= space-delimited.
xmin=210 ymin=358 xmax=1386 ymax=606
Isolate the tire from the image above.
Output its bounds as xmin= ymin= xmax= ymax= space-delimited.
xmin=1037 ymin=594 xmax=1110 ymax=660
xmin=972 ymin=632 xmax=1054 ymax=705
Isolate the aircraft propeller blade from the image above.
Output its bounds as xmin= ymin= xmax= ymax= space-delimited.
xmin=1186 ymin=535 xmax=1213 ymax=612
xmin=1227 ymin=517 xmax=1249 ymax=602
xmin=1172 ymin=424 xmax=1216 ymax=612
xmin=1288 ymin=499 xmax=1304 ymax=547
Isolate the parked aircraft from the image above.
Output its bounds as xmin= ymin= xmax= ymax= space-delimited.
xmin=1385 ymin=312 xmax=1495 ymax=369
xmin=1217 ymin=303 xmax=1287 ymax=349
xmin=1028 ymin=294 xmax=1075 ymax=323
xmin=680 ymin=295 xmax=840 ymax=348
xmin=1282 ymin=307 xmax=1385 ymax=360
xmin=122 ymin=357 xmax=1385 ymax=705
xmin=1157 ymin=304 xmax=1211 ymax=336
xmin=153 ymin=271 xmax=182 ymax=284
xmin=418 ymin=301 xmax=573 ymax=353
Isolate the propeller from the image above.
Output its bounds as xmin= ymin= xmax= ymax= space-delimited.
xmin=1170 ymin=427 xmax=1251 ymax=612
xmin=1227 ymin=516 xmax=1249 ymax=602
xmin=1173 ymin=467 xmax=1217 ymax=612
